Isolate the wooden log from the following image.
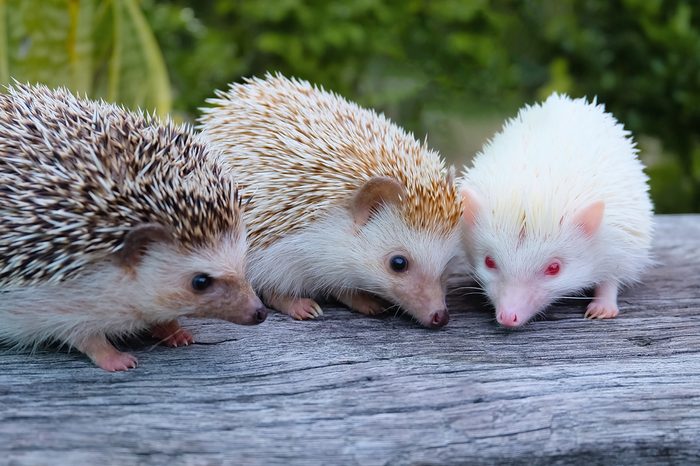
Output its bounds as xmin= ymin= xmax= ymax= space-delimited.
xmin=1 ymin=215 xmax=699 ymax=465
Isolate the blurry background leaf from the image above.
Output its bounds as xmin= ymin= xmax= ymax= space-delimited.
xmin=1 ymin=0 xmax=170 ymax=116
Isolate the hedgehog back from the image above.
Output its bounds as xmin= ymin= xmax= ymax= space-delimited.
xmin=463 ymin=93 xmax=652 ymax=246
xmin=199 ymin=74 xmax=461 ymax=249
xmin=0 ymin=84 xmax=241 ymax=287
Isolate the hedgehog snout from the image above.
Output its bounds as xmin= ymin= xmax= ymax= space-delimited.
xmin=393 ymin=278 xmax=450 ymax=329
xmin=496 ymin=309 xmax=522 ymax=328
xmin=494 ymin=284 xmax=544 ymax=328
xmin=429 ymin=309 xmax=450 ymax=328
xmin=224 ymin=301 xmax=268 ymax=325
xmin=185 ymin=274 xmax=268 ymax=326
xmin=253 ymin=306 xmax=268 ymax=323
xmin=221 ymin=281 xmax=268 ymax=326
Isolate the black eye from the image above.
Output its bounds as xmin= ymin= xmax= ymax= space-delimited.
xmin=389 ymin=255 xmax=409 ymax=273
xmin=191 ymin=273 xmax=213 ymax=292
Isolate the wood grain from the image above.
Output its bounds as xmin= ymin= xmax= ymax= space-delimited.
xmin=1 ymin=215 xmax=699 ymax=465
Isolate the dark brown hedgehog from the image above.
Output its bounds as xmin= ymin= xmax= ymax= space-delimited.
xmin=0 ymin=83 xmax=267 ymax=371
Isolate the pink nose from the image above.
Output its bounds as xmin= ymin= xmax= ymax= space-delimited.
xmin=497 ymin=310 xmax=519 ymax=328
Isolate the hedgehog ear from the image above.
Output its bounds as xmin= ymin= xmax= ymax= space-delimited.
xmin=573 ymin=200 xmax=605 ymax=237
xmin=460 ymin=186 xmax=481 ymax=228
xmin=117 ymin=223 xmax=174 ymax=268
xmin=351 ymin=176 xmax=405 ymax=226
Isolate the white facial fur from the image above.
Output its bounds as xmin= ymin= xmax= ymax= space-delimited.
xmin=248 ymin=205 xmax=459 ymax=327
xmin=0 ymin=231 xmax=265 ymax=351
xmin=462 ymin=202 xmax=601 ymax=327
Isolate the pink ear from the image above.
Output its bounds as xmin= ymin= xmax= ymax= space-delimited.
xmin=460 ymin=186 xmax=480 ymax=227
xmin=574 ymin=200 xmax=605 ymax=237
xmin=351 ymin=176 xmax=405 ymax=226
xmin=117 ymin=223 xmax=173 ymax=268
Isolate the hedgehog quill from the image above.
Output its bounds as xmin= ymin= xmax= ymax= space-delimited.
xmin=0 ymin=83 xmax=267 ymax=371
xmin=199 ymin=74 xmax=461 ymax=328
xmin=459 ymin=93 xmax=653 ymax=328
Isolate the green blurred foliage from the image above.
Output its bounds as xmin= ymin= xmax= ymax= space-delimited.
xmin=144 ymin=0 xmax=520 ymax=122
xmin=0 ymin=0 xmax=698 ymax=212
xmin=143 ymin=0 xmax=700 ymax=213
xmin=0 ymin=0 xmax=171 ymax=116
xmin=500 ymin=0 xmax=700 ymax=212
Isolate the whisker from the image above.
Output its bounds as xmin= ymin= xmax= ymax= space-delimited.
xmin=452 ymin=290 xmax=488 ymax=298
xmin=386 ymin=304 xmax=402 ymax=319
xmin=450 ymin=286 xmax=484 ymax=291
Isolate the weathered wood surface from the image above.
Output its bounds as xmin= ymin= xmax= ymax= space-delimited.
xmin=1 ymin=214 xmax=699 ymax=465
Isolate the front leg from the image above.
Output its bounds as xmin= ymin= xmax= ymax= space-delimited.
xmin=267 ymin=294 xmax=323 ymax=320
xmin=77 ymin=334 xmax=138 ymax=372
xmin=336 ymin=290 xmax=387 ymax=316
xmin=584 ymin=281 xmax=620 ymax=319
xmin=151 ymin=320 xmax=194 ymax=347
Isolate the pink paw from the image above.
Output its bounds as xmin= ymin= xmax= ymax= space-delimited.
xmin=151 ymin=323 xmax=194 ymax=347
xmin=584 ymin=302 xmax=619 ymax=320
xmin=159 ymin=329 xmax=194 ymax=347
xmin=288 ymin=298 xmax=324 ymax=320
xmin=337 ymin=292 xmax=387 ymax=316
xmin=94 ymin=351 xmax=138 ymax=372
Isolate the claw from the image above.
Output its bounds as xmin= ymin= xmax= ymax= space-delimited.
xmin=585 ymin=302 xmax=619 ymax=320
xmin=151 ymin=321 xmax=195 ymax=347
xmin=289 ymin=298 xmax=324 ymax=320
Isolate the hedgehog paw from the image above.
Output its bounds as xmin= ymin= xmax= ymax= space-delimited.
xmin=79 ymin=335 xmax=138 ymax=372
xmin=288 ymin=298 xmax=324 ymax=320
xmin=95 ymin=352 xmax=139 ymax=372
xmin=270 ymin=295 xmax=324 ymax=320
xmin=336 ymin=291 xmax=387 ymax=316
xmin=584 ymin=302 xmax=619 ymax=320
xmin=584 ymin=281 xmax=620 ymax=320
xmin=151 ymin=320 xmax=194 ymax=347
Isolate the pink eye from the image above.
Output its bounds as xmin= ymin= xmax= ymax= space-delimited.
xmin=545 ymin=261 xmax=561 ymax=276
xmin=484 ymin=256 xmax=497 ymax=269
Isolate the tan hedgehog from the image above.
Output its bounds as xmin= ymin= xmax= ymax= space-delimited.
xmin=0 ymin=83 xmax=267 ymax=371
xmin=198 ymin=74 xmax=461 ymax=328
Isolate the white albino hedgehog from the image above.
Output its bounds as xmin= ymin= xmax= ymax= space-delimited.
xmin=0 ymin=83 xmax=267 ymax=371
xmin=198 ymin=74 xmax=462 ymax=328
xmin=459 ymin=93 xmax=653 ymax=328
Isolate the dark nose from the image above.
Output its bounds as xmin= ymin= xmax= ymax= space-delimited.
xmin=254 ymin=307 xmax=268 ymax=323
xmin=429 ymin=309 xmax=449 ymax=328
